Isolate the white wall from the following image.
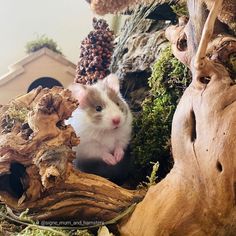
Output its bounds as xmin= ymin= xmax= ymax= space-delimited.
xmin=0 ymin=0 xmax=96 ymax=76
xmin=0 ymin=49 xmax=76 ymax=104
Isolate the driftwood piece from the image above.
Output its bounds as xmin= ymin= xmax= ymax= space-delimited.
xmin=166 ymin=0 xmax=236 ymax=68
xmin=118 ymin=1 xmax=236 ymax=235
xmin=86 ymin=0 xmax=236 ymax=33
xmin=0 ymin=86 xmax=143 ymax=222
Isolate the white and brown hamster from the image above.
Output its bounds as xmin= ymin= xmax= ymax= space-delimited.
xmin=66 ymin=74 xmax=132 ymax=170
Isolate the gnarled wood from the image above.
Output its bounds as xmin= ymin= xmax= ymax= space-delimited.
xmin=118 ymin=0 xmax=236 ymax=235
xmin=0 ymin=86 xmax=143 ymax=222
xmin=87 ymin=0 xmax=236 ymax=34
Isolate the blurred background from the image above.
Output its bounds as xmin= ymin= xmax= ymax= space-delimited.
xmin=0 ymin=0 xmax=95 ymax=75
xmin=0 ymin=0 xmax=123 ymax=103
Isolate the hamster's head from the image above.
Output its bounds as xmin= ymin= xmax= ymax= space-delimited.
xmin=69 ymin=74 xmax=130 ymax=131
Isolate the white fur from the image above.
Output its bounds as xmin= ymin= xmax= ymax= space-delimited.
xmin=66 ymin=74 xmax=132 ymax=165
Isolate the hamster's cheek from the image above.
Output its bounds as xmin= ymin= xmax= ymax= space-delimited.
xmin=101 ymin=115 xmax=113 ymax=129
xmin=86 ymin=109 xmax=103 ymax=125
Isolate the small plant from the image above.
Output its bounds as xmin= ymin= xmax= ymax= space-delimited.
xmin=146 ymin=161 xmax=159 ymax=187
xmin=138 ymin=161 xmax=160 ymax=189
xmin=26 ymin=35 xmax=62 ymax=54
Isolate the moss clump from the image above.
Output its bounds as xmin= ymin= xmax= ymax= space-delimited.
xmin=26 ymin=35 xmax=62 ymax=54
xmin=228 ymin=52 xmax=236 ymax=74
xmin=171 ymin=2 xmax=188 ymax=17
xmin=18 ymin=227 xmax=68 ymax=236
xmin=7 ymin=105 xmax=29 ymax=123
xmin=0 ymin=204 xmax=23 ymax=235
xmin=0 ymin=204 xmax=93 ymax=236
xmin=1 ymin=105 xmax=30 ymax=133
xmin=17 ymin=227 xmax=92 ymax=236
xmin=130 ymin=45 xmax=191 ymax=182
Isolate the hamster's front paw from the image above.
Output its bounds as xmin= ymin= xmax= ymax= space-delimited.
xmin=114 ymin=146 xmax=124 ymax=163
xmin=102 ymin=153 xmax=117 ymax=166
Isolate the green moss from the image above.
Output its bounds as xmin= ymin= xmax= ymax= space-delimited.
xmin=228 ymin=52 xmax=236 ymax=73
xmin=171 ymin=3 xmax=188 ymax=17
xmin=0 ymin=204 xmax=23 ymax=235
xmin=0 ymin=204 xmax=93 ymax=236
xmin=144 ymin=161 xmax=159 ymax=188
xmin=17 ymin=227 xmax=92 ymax=236
xmin=130 ymin=45 xmax=191 ymax=182
xmin=231 ymin=22 xmax=236 ymax=35
xmin=26 ymin=35 xmax=62 ymax=54
xmin=1 ymin=105 xmax=30 ymax=134
xmin=17 ymin=226 xmax=68 ymax=236
xmin=7 ymin=105 xmax=29 ymax=123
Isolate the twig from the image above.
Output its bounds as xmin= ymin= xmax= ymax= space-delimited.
xmin=0 ymin=203 xmax=137 ymax=231
xmin=195 ymin=0 xmax=223 ymax=70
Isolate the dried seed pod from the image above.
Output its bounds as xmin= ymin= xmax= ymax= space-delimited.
xmin=75 ymin=18 xmax=114 ymax=85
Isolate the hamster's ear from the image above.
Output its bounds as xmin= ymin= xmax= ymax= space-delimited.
xmin=68 ymin=83 xmax=88 ymax=108
xmin=104 ymin=74 xmax=120 ymax=93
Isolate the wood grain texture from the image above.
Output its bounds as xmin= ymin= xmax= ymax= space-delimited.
xmin=0 ymin=86 xmax=143 ymax=222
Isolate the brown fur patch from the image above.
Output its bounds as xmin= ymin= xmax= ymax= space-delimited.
xmin=107 ymin=88 xmax=128 ymax=115
xmin=85 ymin=87 xmax=106 ymax=124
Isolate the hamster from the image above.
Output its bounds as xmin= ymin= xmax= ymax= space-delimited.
xmin=66 ymin=74 xmax=132 ymax=171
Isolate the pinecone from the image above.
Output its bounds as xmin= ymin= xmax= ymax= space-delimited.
xmin=75 ymin=18 xmax=114 ymax=84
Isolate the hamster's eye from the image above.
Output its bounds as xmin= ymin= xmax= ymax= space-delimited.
xmin=95 ymin=105 xmax=103 ymax=112
xmin=116 ymin=102 xmax=120 ymax=106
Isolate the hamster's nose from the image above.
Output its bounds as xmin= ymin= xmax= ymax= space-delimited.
xmin=112 ymin=117 xmax=120 ymax=126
